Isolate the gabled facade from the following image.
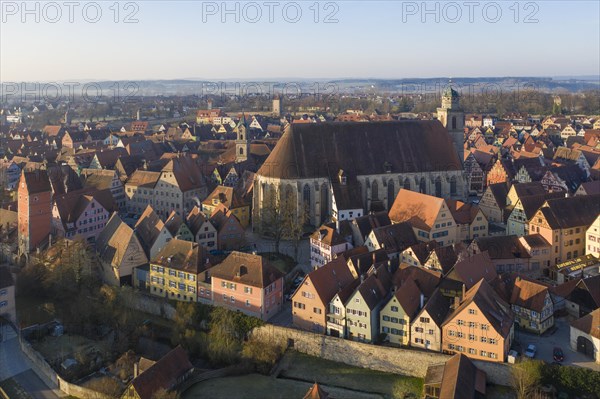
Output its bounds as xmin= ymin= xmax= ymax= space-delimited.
xmin=529 ymin=194 xmax=600 ymax=266
xmin=586 ymin=214 xmax=600 ymax=258
xmin=186 ymin=206 xmax=218 ymax=250
xmin=96 ymin=213 xmax=148 ymax=286
xmin=441 ymin=280 xmax=514 ymax=363
xmin=389 ymin=189 xmax=457 ymax=246
xmin=345 ymin=265 xmax=392 ymax=343
xmin=293 ymin=257 xmax=356 ymax=332
xmin=380 ymin=278 xmax=422 ymax=346
xmin=510 ymin=276 xmax=554 ymax=334
xmin=411 ymin=289 xmax=450 ymax=352
xmin=310 ymin=223 xmax=352 ymax=268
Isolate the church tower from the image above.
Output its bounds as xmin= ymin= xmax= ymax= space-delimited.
xmin=235 ymin=113 xmax=250 ymax=163
xmin=18 ymin=169 xmax=52 ymax=255
xmin=272 ymin=95 xmax=281 ymax=117
xmin=437 ymin=82 xmax=464 ymax=166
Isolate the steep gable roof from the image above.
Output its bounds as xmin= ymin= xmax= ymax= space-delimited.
xmin=439 ymin=354 xmax=486 ymax=399
xmin=510 ymin=276 xmax=550 ymax=313
xmin=389 ymin=189 xmax=444 ymax=230
xmin=96 ymin=213 xmax=146 ymax=266
xmin=443 ymin=279 xmax=514 ymax=338
xmin=135 ymin=205 xmax=167 ymax=254
xmin=446 ymin=252 xmax=498 ymax=289
xmin=300 ymin=257 xmax=356 ymax=305
xmin=258 ymin=121 xmax=462 ymax=179
xmin=130 ymin=346 xmax=192 ymax=399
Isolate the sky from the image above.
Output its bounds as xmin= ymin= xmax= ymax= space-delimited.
xmin=1 ymin=1 xmax=599 ymax=81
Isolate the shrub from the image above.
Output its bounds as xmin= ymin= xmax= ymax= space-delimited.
xmin=241 ymin=337 xmax=286 ymax=374
xmin=542 ymin=363 xmax=600 ymax=397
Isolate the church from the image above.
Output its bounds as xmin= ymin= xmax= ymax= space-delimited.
xmin=253 ymin=86 xmax=466 ymax=229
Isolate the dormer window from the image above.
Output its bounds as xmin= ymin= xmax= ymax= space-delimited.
xmin=384 ymin=161 xmax=392 ymax=173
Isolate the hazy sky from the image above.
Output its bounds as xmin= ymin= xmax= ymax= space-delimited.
xmin=1 ymin=1 xmax=599 ymax=81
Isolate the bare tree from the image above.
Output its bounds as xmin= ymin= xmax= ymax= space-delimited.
xmin=511 ymin=359 xmax=543 ymax=399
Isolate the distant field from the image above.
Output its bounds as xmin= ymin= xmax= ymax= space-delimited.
xmin=182 ymin=374 xmax=382 ymax=399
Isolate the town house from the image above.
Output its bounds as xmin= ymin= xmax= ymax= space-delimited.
xmin=529 ymin=194 xmax=600 ymax=266
xmin=441 ymin=279 xmax=514 ymax=363
xmin=345 ymin=264 xmax=392 ymax=343
xmin=292 ymin=256 xmax=356 ymax=332
xmin=389 ymin=189 xmax=457 ymax=246
xmin=149 ymin=239 xmax=211 ymax=302
xmin=211 ymin=252 xmax=284 ymax=321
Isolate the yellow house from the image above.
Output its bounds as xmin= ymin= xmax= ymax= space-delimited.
xmin=202 ymin=185 xmax=250 ymax=228
xmin=149 ymin=239 xmax=211 ymax=302
xmin=529 ymin=194 xmax=600 ymax=266
xmin=380 ymin=278 xmax=423 ymax=346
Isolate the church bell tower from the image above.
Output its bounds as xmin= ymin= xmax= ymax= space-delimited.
xmin=437 ymin=81 xmax=464 ymax=166
xmin=235 ymin=113 xmax=250 ymax=163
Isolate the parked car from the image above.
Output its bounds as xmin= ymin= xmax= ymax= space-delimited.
xmin=553 ymin=347 xmax=564 ymax=362
xmin=525 ymin=344 xmax=537 ymax=358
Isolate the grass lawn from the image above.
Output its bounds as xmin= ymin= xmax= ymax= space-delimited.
xmin=16 ymin=296 xmax=56 ymax=327
xmin=259 ymin=252 xmax=297 ymax=274
xmin=182 ymin=374 xmax=382 ymax=399
xmin=281 ymin=351 xmax=423 ymax=399
xmin=0 ymin=377 xmax=32 ymax=399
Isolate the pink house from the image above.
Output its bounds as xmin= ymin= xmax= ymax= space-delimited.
xmin=210 ymin=252 xmax=284 ymax=320
xmin=52 ymin=189 xmax=114 ymax=243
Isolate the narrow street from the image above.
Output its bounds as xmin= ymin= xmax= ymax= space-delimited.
xmin=0 ymin=323 xmax=61 ymax=399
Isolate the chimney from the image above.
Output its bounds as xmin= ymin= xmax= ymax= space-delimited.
xmin=360 ymin=274 xmax=365 ymax=283
xmin=453 ymin=295 xmax=460 ymax=309
xmin=420 ymin=293 xmax=424 ymax=309
xmin=134 ymin=362 xmax=139 ymax=378
xmin=461 ymin=283 xmax=466 ymax=299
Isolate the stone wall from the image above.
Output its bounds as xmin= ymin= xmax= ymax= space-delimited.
xmin=19 ymin=337 xmax=59 ymax=388
xmin=126 ymin=292 xmax=176 ymax=320
xmin=20 ymin=336 xmax=112 ymax=398
xmin=58 ymin=376 xmax=112 ymax=399
xmin=252 ymin=324 xmax=512 ymax=386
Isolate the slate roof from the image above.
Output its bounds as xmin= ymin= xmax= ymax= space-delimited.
xmin=258 ymin=121 xmax=462 ymax=179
